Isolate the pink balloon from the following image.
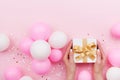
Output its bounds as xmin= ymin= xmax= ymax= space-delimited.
xmin=108 ymin=49 xmax=120 ymax=67
xmin=31 ymin=59 xmax=51 ymax=75
xmin=30 ymin=23 xmax=52 ymax=41
xmin=49 ymin=49 xmax=63 ymax=62
xmin=78 ymin=70 xmax=92 ymax=80
xmin=19 ymin=38 xmax=33 ymax=56
xmin=111 ymin=23 xmax=120 ymax=39
xmin=4 ymin=66 xmax=23 ymax=80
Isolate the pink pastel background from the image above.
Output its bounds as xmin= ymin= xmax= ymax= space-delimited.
xmin=0 ymin=0 xmax=120 ymax=80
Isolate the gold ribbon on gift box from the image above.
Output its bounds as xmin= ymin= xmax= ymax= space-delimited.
xmin=73 ymin=39 xmax=96 ymax=62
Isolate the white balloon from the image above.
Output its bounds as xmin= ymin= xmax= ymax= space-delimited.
xmin=30 ymin=40 xmax=51 ymax=60
xmin=48 ymin=31 xmax=67 ymax=49
xmin=0 ymin=34 xmax=10 ymax=52
xmin=106 ymin=67 xmax=120 ymax=80
xmin=19 ymin=76 xmax=33 ymax=80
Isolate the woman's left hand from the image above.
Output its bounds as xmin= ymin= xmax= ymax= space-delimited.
xmin=63 ymin=40 xmax=76 ymax=80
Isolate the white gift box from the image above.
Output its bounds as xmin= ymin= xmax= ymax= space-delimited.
xmin=73 ymin=38 xmax=97 ymax=63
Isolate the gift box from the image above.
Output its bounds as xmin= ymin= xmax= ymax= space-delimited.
xmin=73 ymin=38 xmax=97 ymax=63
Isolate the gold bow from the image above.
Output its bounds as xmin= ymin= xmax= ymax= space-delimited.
xmin=73 ymin=39 xmax=96 ymax=63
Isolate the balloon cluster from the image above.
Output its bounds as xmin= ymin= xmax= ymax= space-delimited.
xmin=19 ymin=23 xmax=68 ymax=75
xmin=106 ymin=23 xmax=120 ymax=80
xmin=2 ymin=23 xmax=68 ymax=80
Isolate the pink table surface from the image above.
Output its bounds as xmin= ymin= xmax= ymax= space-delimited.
xmin=0 ymin=0 xmax=120 ymax=80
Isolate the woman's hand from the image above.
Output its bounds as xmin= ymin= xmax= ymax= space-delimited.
xmin=94 ymin=41 xmax=106 ymax=80
xmin=63 ymin=40 xmax=76 ymax=80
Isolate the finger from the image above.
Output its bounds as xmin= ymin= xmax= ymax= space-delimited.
xmin=69 ymin=50 xmax=74 ymax=63
xmin=63 ymin=40 xmax=72 ymax=63
xmin=66 ymin=40 xmax=73 ymax=53
xmin=64 ymin=40 xmax=73 ymax=58
xmin=63 ymin=56 xmax=68 ymax=64
xmin=97 ymin=40 xmax=105 ymax=59
xmin=63 ymin=55 xmax=69 ymax=65
xmin=97 ymin=40 xmax=106 ymax=66
xmin=96 ymin=50 xmax=102 ymax=64
xmin=102 ymin=53 xmax=106 ymax=65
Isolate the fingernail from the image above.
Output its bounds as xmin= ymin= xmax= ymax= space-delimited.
xmin=97 ymin=49 xmax=100 ymax=52
xmin=70 ymin=49 xmax=72 ymax=52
